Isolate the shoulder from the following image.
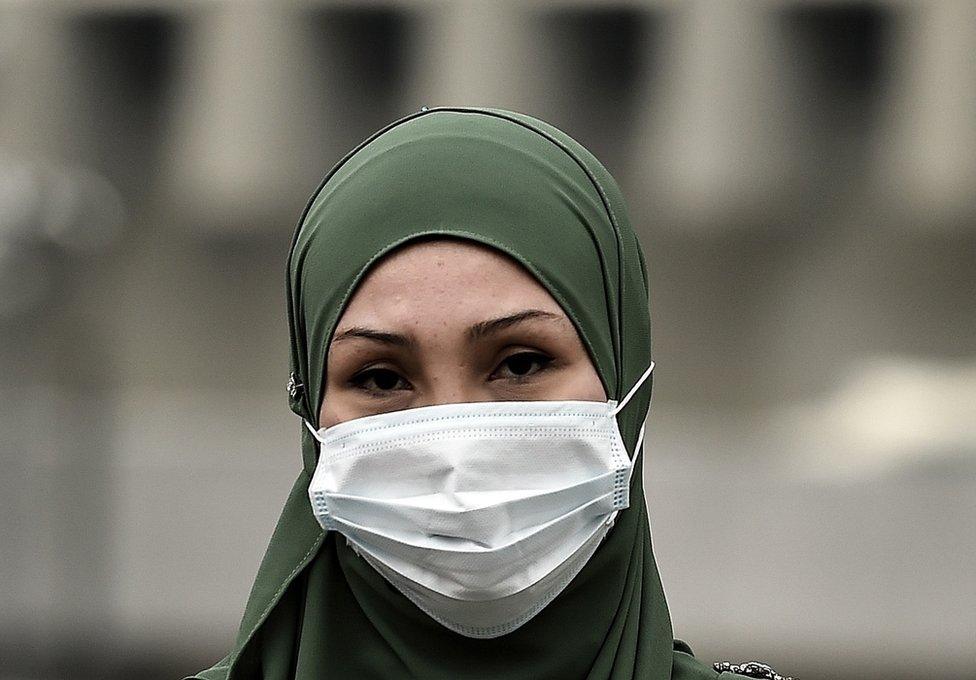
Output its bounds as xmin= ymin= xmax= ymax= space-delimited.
xmin=672 ymin=640 xmax=796 ymax=680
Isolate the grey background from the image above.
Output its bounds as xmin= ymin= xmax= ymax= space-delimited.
xmin=0 ymin=1 xmax=973 ymax=679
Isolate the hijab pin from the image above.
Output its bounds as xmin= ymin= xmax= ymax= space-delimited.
xmin=287 ymin=372 xmax=304 ymax=399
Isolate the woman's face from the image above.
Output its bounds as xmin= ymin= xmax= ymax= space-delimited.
xmin=320 ymin=239 xmax=606 ymax=428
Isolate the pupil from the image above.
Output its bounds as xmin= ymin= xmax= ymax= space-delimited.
xmin=374 ymin=370 xmax=399 ymax=390
xmin=508 ymin=355 xmax=533 ymax=375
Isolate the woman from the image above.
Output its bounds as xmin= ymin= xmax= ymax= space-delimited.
xmin=187 ymin=107 xmax=789 ymax=679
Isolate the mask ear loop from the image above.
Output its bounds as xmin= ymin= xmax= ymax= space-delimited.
xmin=304 ymin=419 xmax=326 ymax=444
xmin=608 ymin=360 xmax=654 ymax=487
xmin=627 ymin=423 xmax=646 ymax=487
xmin=610 ymin=360 xmax=654 ymax=418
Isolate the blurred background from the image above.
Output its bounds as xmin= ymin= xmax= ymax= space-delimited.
xmin=1 ymin=1 xmax=973 ymax=679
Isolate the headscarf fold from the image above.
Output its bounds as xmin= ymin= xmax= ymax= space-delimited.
xmin=188 ymin=107 xmax=712 ymax=680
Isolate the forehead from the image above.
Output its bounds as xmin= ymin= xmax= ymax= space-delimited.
xmin=335 ymin=239 xmax=567 ymax=330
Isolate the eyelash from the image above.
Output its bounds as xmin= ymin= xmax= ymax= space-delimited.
xmin=348 ymin=351 xmax=555 ymax=395
xmin=348 ymin=366 xmax=410 ymax=394
xmin=490 ymin=351 xmax=554 ymax=382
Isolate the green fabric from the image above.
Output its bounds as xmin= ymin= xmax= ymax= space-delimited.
xmin=188 ymin=107 xmax=701 ymax=679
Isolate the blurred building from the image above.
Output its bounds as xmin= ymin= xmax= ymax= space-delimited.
xmin=0 ymin=2 xmax=973 ymax=679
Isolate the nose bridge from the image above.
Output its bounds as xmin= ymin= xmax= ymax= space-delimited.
xmin=423 ymin=374 xmax=485 ymax=407
xmin=420 ymin=355 xmax=487 ymax=407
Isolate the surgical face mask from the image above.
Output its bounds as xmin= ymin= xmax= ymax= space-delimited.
xmin=305 ymin=361 xmax=654 ymax=639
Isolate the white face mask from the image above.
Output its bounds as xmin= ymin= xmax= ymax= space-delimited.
xmin=305 ymin=361 xmax=654 ymax=638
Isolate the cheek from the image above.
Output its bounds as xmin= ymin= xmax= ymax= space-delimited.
xmin=318 ymin=400 xmax=339 ymax=429
xmin=318 ymin=367 xmax=355 ymax=428
xmin=571 ymin=363 xmax=608 ymax=402
xmin=555 ymin=338 xmax=607 ymax=402
xmin=533 ymin=355 xmax=606 ymax=402
xmin=318 ymin=350 xmax=368 ymax=427
xmin=320 ymin=393 xmax=382 ymax=429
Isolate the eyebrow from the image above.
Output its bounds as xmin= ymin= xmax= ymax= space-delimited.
xmin=331 ymin=309 xmax=564 ymax=348
xmin=467 ymin=309 xmax=564 ymax=340
xmin=331 ymin=327 xmax=414 ymax=347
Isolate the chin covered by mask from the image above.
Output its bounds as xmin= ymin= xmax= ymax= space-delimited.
xmin=305 ymin=362 xmax=654 ymax=638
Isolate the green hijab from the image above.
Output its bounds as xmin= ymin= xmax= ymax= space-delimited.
xmin=188 ymin=107 xmax=724 ymax=680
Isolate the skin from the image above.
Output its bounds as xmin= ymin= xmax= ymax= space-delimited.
xmin=319 ymin=239 xmax=606 ymax=427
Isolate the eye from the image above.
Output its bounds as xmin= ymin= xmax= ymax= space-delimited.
xmin=490 ymin=351 xmax=554 ymax=381
xmin=349 ymin=367 xmax=412 ymax=394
